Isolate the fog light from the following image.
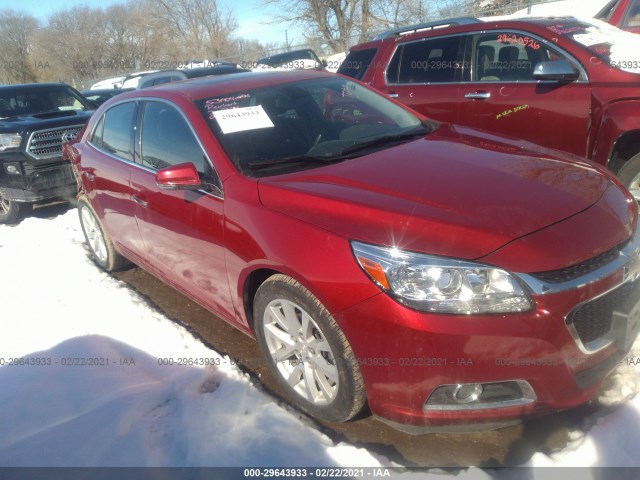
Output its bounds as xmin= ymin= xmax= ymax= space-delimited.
xmin=4 ymin=163 xmax=22 ymax=175
xmin=453 ymin=384 xmax=483 ymax=403
xmin=424 ymin=380 xmax=536 ymax=411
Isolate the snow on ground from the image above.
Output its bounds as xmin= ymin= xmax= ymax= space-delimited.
xmin=0 ymin=208 xmax=639 ymax=472
xmin=0 ymin=210 xmax=388 ymax=468
xmin=480 ymin=0 xmax=609 ymax=20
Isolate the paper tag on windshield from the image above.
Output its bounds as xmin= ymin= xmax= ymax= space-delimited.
xmin=212 ymin=105 xmax=274 ymax=134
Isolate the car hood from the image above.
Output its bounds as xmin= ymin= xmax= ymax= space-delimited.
xmin=0 ymin=110 xmax=93 ymax=133
xmin=257 ymin=125 xmax=618 ymax=264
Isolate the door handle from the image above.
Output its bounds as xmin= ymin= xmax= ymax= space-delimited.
xmin=82 ymin=171 xmax=95 ymax=181
xmin=464 ymin=91 xmax=491 ymax=100
xmin=132 ymin=195 xmax=148 ymax=208
xmin=387 ymin=92 xmax=399 ymax=98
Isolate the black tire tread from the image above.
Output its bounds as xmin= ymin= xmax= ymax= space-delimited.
xmin=254 ymin=274 xmax=366 ymax=423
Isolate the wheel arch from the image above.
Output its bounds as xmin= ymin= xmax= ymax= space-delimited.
xmin=608 ymin=129 xmax=640 ymax=175
xmin=242 ymin=268 xmax=281 ymax=334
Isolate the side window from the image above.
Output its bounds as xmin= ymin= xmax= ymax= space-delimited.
xmin=337 ymin=48 xmax=378 ymax=80
xmin=90 ymin=114 xmax=105 ymax=148
xmin=140 ymin=101 xmax=218 ymax=184
xmin=101 ymin=102 xmax=137 ymax=160
xmin=473 ymin=32 xmax=558 ymax=82
xmin=623 ymin=0 xmax=640 ymax=26
xmin=387 ymin=35 xmax=464 ymax=84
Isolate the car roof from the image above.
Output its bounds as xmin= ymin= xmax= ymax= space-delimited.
xmin=114 ymin=70 xmax=335 ymax=103
xmin=351 ymin=15 xmax=588 ymax=49
xmin=0 ymin=82 xmax=73 ymax=91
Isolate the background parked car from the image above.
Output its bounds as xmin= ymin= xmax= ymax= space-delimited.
xmin=254 ymin=49 xmax=325 ymax=70
xmin=338 ymin=16 xmax=640 ymax=201
xmin=81 ymin=88 xmax=134 ymax=107
xmin=65 ymin=70 xmax=640 ymax=432
xmin=597 ymin=0 xmax=640 ymax=33
xmin=0 ymin=83 xmax=94 ymax=224
xmin=135 ymin=63 xmax=249 ymax=89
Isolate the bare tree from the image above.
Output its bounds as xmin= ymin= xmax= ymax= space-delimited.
xmin=153 ymin=0 xmax=238 ymax=59
xmin=34 ymin=5 xmax=110 ymax=86
xmin=262 ymin=0 xmax=443 ymax=52
xmin=263 ymin=0 xmax=361 ymax=52
xmin=0 ymin=10 xmax=39 ymax=84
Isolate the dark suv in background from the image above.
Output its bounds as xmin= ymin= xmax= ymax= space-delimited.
xmin=338 ymin=16 xmax=640 ymax=200
xmin=0 ymin=83 xmax=93 ymax=224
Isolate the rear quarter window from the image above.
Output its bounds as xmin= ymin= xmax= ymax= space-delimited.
xmin=337 ymin=48 xmax=378 ymax=80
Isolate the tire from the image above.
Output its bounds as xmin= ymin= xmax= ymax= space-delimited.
xmin=253 ymin=274 xmax=366 ymax=423
xmin=617 ymin=152 xmax=640 ymax=202
xmin=77 ymin=195 xmax=130 ymax=271
xmin=0 ymin=193 xmax=31 ymax=225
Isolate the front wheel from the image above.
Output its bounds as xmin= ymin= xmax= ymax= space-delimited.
xmin=618 ymin=153 xmax=640 ymax=202
xmin=0 ymin=194 xmax=31 ymax=225
xmin=253 ymin=274 xmax=366 ymax=423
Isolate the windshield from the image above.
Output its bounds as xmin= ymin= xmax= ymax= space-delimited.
xmin=196 ymin=76 xmax=429 ymax=177
xmin=549 ymin=18 xmax=640 ymax=73
xmin=0 ymin=86 xmax=91 ymax=118
xmin=257 ymin=50 xmax=320 ymax=67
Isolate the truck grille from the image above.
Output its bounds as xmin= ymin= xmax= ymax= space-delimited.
xmin=26 ymin=125 xmax=84 ymax=160
xmin=567 ymin=279 xmax=640 ymax=347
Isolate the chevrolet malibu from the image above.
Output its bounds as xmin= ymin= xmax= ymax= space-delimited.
xmin=65 ymin=70 xmax=640 ymax=432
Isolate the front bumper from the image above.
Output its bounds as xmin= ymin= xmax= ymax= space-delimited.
xmin=335 ymin=224 xmax=640 ymax=432
xmin=0 ymin=161 xmax=77 ymax=203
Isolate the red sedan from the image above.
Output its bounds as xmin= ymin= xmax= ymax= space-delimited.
xmin=65 ymin=70 xmax=640 ymax=432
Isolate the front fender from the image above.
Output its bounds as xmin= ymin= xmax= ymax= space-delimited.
xmin=591 ymin=100 xmax=640 ymax=168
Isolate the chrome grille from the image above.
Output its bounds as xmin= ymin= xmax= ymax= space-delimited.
xmin=26 ymin=125 xmax=84 ymax=160
xmin=532 ymin=242 xmax=627 ymax=284
xmin=567 ymin=279 xmax=640 ymax=348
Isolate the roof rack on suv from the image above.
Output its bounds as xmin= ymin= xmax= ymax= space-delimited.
xmin=373 ymin=17 xmax=482 ymax=40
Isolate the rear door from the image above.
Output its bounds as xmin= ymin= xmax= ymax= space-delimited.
xmin=129 ymin=99 xmax=235 ymax=322
xmin=461 ymin=31 xmax=592 ymax=157
xmin=81 ymin=100 xmax=145 ymax=261
xmin=371 ymin=34 xmax=467 ymax=124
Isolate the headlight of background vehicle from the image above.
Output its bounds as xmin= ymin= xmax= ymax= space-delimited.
xmin=351 ymin=241 xmax=533 ymax=314
xmin=0 ymin=133 xmax=22 ymax=151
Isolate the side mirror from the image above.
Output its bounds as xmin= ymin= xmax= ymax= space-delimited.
xmin=155 ymin=162 xmax=202 ymax=190
xmin=533 ymin=60 xmax=580 ymax=82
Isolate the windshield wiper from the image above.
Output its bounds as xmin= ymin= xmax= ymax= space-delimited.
xmin=338 ymin=127 xmax=429 ymax=156
xmin=248 ymin=154 xmax=347 ymax=171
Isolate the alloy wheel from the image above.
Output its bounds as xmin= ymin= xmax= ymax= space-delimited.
xmin=262 ymin=298 xmax=339 ymax=405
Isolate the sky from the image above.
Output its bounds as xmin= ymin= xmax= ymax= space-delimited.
xmin=0 ymin=0 xmax=300 ymax=46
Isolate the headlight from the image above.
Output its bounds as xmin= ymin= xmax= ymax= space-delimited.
xmin=351 ymin=241 xmax=533 ymax=314
xmin=0 ymin=133 xmax=21 ymax=151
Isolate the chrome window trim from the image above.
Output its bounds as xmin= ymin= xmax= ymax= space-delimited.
xmin=384 ymin=32 xmax=468 ymax=86
xmin=87 ymin=97 xmax=224 ymax=200
xmin=515 ymin=221 xmax=640 ymax=296
xmin=87 ymin=100 xmax=136 ymax=162
xmin=383 ymin=28 xmax=589 ymax=86
xmin=86 ymin=141 xmax=223 ymax=201
xmin=138 ymin=97 xmax=224 ymax=198
xmin=469 ymin=29 xmax=589 ymax=84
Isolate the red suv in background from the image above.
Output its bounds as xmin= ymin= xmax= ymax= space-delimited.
xmin=66 ymin=71 xmax=640 ymax=432
xmin=597 ymin=0 xmax=640 ymax=34
xmin=338 ymin=16 xmax=640 ymax=200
